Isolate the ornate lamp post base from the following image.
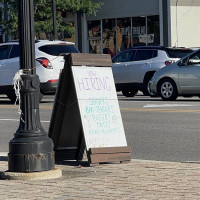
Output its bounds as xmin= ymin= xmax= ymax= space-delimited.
xmin=8 ymin=74 xmax=55 ymax=172
xmin=8 ymin=137 xmax=55 ymax=172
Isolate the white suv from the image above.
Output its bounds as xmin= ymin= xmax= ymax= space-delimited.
xmin=112 ymin=46 xmax=193 ymax=97
xmin=0 ymin=40 xmax=79 ymax=102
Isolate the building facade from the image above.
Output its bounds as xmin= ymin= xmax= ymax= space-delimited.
xmin=78 ymin=0 xmax=200 ymax=56
xmin=1 ymin=0 xmax=200 ymax=56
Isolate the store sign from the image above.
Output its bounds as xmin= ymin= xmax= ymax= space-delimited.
xmin=120 ymin=26 xmax=146 ymax=36
xmin=132 ymin=26 xmax=146 ymax=35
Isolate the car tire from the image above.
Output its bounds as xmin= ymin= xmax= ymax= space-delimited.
xmin=142 ymin=74 xmax=157 ymax=97
xmin=7 ymin=92 xmax=43 ymax=104
xmin=143 ymin=79 xmax=157 ymax=97
xmin=158 ymin=78 xmax=178 ymax=101
xmin=122 ymin=89 xmax=138 ymax=97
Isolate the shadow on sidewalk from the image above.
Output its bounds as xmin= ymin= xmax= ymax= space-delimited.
xmin=0 ymin=155 xmax=90 ymax=167
xmin=56 ymin=160 xmax=90 ymax=167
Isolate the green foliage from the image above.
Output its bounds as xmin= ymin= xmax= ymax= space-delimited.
xmin=0 ymin=0 xmax=103 ymax=39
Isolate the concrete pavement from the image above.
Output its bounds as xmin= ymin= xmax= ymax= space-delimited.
xmin=0 ymin=154 xmax=199 ymax=200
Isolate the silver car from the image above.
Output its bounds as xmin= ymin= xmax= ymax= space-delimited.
xmin=149 ymin=49 xmax=200 ymax=100
xmin=112 ymin=46 xmax=193 ymax=97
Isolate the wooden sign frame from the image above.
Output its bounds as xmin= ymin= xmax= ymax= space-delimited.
xmin=48 ymin=53 xmax=131 ymax=166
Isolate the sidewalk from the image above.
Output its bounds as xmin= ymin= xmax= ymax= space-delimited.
xmin=0 ymin=156 xmax=200 ymax=200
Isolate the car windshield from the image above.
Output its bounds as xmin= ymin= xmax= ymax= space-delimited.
xmin=166 ymin=49 xmax=193 ymax=58
xmin=38 ymin=44 xmax=79 ymax=56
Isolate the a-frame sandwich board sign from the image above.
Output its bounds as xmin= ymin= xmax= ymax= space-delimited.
xmin=48 ymin=53 xmax=131 ymax=165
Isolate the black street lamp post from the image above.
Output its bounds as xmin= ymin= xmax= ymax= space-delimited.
xmin=8 ymin=0 xmax=55 ymax=172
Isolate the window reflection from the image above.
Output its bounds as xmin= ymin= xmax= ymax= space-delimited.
xmin=117 ymin=18 xmax=131 ymax=52
xmin=147 ymin=15 xmax=160 ymax=46
xmin=88 ymin=20 xmax=101 ymax=54
xmin=132 ymin=17 xmax=146 ymax=46
xmin=87 ymin=15 xmax=160 ymax=55
xmin=102 ymin=19 xmax=116 ymax=57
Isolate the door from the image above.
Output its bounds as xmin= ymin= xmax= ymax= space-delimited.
xmin=0 ymin=45 xmax=13 ymax=86
xmin=130 ymin=50 xmax=153 ymax=83
xmin=0 ymin=45 xmax=20 ymax=86
xmin=112 ymin=50 xmax=136 ymax=84
xmin=178 ymin=51 xmax=200 ymax=94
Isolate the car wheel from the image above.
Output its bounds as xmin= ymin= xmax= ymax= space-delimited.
xmin=122 ymin=89 xmax=138 ymax=97
xmin=158 ymin=78 xmax=178 ymax=101
xmin=143 ymin=79 xmax=157 ymax=97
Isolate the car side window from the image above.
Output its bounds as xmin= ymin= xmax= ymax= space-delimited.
xmin=0 ymin=45 xmax=12 ymax=60
xmin=188 ymin=52 xmax=200 ymax=65
xmin=112 ymin=50 xmax=136 ymax=63
xmin=152 ymin=50 xmax=158 ymax=58
xmin=9 ymin=45 xmax=20 ymax=59
xmin=134 ymin=50 xmax=154 ymax=61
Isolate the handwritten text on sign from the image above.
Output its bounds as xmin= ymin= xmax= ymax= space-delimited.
xmin=72 ymin=66 xmax=127 ymax=150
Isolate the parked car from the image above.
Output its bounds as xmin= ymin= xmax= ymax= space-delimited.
xmin=149 ymin=49 xmax=200 ymax=100
xmin=111 ymin=46 xmax=193 ymax=97
xmin=0 ymin=40 xmax=79 ymax=102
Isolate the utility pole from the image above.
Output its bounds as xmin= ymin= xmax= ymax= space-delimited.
xmin=52 ymin=0 xmax=57 ymax=40
xmin=8 ymin=0 xmax=55 ymax=172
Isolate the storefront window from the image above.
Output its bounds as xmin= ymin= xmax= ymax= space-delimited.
xmin=102 ymin=19 xmax=116 ymax=57
xmin=88 ymin=20 xmax=101 ymax=54
xmin=132 ymin=17 xmax=146 ymax=46
xmin=117 ymin=18 xmax=131 ymax=53
xmin=87 ymin=15 xmax=160 ymax=54
xmin=147 ymin=15 xmax=160 ymax=46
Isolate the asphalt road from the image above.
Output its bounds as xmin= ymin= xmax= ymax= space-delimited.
xmin=1 ymin=93 xmax=200 ymax=163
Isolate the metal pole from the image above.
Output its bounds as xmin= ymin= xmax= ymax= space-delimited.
xmin=52 ymin=0 xmax=57 ymax=40
xmin=8 ymin=0 xmax=55 ymax=172
xmin=77 ymin=11 xmax=82 ymax=52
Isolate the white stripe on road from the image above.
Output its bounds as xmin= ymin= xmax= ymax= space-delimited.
xmin=0 ymin=119 xmax=50 ymax=123
xmin=144 ymin=104 xmax=195 ymax=108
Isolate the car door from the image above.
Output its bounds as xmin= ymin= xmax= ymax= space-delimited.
xmin=131 ymin=50 xmax=153 ymax=83
xmin=1 ymin=45 xmax=20 ymax=86
xmin=178 ymin=51 xmax=200 ymax=94
xmin=112 ymin=50 xmax=136 ymax=83
xmin=0 ymin=45 xmax=13 ymax=86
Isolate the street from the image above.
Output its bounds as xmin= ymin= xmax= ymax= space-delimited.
xmin=1 ymin=93 xmax=200 ymax=163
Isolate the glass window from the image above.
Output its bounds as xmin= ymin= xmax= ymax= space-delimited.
xmin=103 ymin=19 xmax=116 ymax=57
xmin=147 ymin=15 xmax=160 ymax=46
xmin=0 ymin=45 xmax=12 ymax=60
xmin=112 ymin=50 xmax=136 ymax=63
xmin=9 ymin=45 xmax=20 ymax=58
xmin=38 ymin=44 xmax=79 ymax=56
xmin=132 ymin=17 xmax=146 ymax=46
xmin=116 ymin=18 xmax=131 ymax=53
xmin=88 ymin=20 xmax=101 ymax=54
xmin=188 ymin=52 xmax=200 ymax=65
xmin=166 ymin=48 xmax=193 ymax=58
xmin=134 ymin=50 xmax=154 ymax=61
xmin=152 ymin=50 xmax=158 ymax=58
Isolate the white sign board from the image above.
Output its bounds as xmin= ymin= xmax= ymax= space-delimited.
xmin=72 ymin=66 xmax=127 ymax=150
